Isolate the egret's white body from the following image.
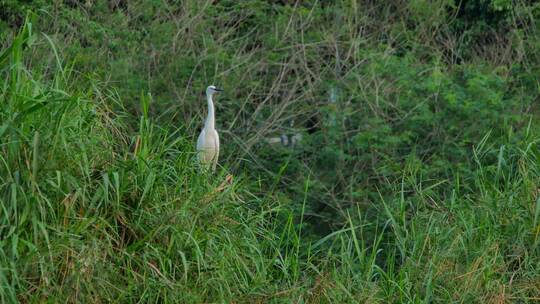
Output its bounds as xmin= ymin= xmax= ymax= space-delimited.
xmin=196 ymin=128 xmax=219 ymax=170
xmin=197 ymin=85 xmax=222 ymax=171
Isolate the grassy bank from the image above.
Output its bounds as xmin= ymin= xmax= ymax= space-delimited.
xmin=1 ymin=1 xmax=540 ymax=302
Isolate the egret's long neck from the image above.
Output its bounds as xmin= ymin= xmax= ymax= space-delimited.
xmin=205 ymin=93 xmax=215 ymax=130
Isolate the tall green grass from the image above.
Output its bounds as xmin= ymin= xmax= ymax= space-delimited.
xmin=2 ymin=7 xmax=540 ymax=304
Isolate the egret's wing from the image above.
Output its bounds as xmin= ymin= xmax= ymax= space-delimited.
xmin=196 ymin=129 xmax=208 ymax=168
xmin=212 ymin=130 xmax=220 ymax=172
xmin=196 ymin=129 xmax=205 ymax=151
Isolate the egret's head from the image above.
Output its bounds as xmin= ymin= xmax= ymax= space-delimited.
xmin=206 ymin=85 xmax=224 ymax=96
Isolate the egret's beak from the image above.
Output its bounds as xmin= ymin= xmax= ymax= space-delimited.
xmin=215 ymin=88 xmax=224 ymax=92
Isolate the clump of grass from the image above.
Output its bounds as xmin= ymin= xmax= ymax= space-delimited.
xmin=2 ymin=17 xmax=359 ymax=303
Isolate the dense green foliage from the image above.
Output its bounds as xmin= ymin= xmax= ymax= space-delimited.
xmin=2 ymin=1 xmax=540 ymax=302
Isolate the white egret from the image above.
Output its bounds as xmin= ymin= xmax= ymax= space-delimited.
xmin=265 ymin=133 xmax=303 ymax=147
xmin=197 ymin=85 xmax=223 ymax=171
xmin=264 ymin=120 xmax=303 ymax=148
